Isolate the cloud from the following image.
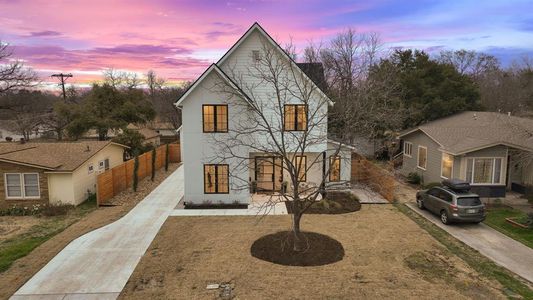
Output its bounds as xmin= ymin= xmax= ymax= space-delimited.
xmin=28 ymin=30 xmax=62 ymax=37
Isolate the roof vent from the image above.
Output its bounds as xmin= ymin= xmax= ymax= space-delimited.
xmin=86 ymin=145 xmax=90 ymax=152
xmin=473 ymin=113 xmax=477 ymax=120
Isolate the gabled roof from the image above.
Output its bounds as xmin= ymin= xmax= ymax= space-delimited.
xmin=399 ymin=111 xmax=533 ymax=155
xmin=175 ymin=64 xmax=253 ymax=107
xmin=175 ymin=22 xmax=333 ymax=107
xmin=0 ymin=141 xmax=128 ymax=172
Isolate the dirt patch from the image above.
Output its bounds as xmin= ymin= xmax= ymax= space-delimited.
xmin=286 ymin=191 xmax=361 ymax=214
xmin=119 ymin=205 xmax=506 ymax=299
xmin=0 ymin=216 xmax=40 ymax=242
xmin=0 ymin=163 xmax=180 ymax=299
xmin=250 ymin=231 xmax=344 ymax=266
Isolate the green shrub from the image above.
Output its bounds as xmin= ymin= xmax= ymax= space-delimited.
xmin=165 ymin=143 xmax=169 ymax=172
xmin=526 ymin=213 xmax=533 ymax=229
xmin=151 ymin=147 xmax=156 ymax=181
xmin=133 ymin=154 xmax=139 ymax=192
xmin=407 ymin=172 xmax=422 ymax=185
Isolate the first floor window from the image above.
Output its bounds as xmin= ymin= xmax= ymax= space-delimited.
xmin=417 ymin=146 xmax=427 ymax=169
xmin=441 ymin=153 xmax=453 ymax=179
xmin=203 ymin=105 xmax=228 ymax=133
xmin=404 ymin=142 xmax=413 ymax=157
xmin=204 ymin=164 xmax=229 ymax=194
xmin=329 ymin=156 xmax=341 ymax=182
xmin=295 ymin=155 xmax=307 ymax=182
xmin=466 ymin=158 xmax=503 ymax=184
xmin=284 ymin=104 xmax=307 ymax=131
xmin=4 ymin=173 xmax=40 ymax=199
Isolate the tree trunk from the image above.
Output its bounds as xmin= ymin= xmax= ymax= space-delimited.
xmin=292 ymin=202 xmax=304 ymax=252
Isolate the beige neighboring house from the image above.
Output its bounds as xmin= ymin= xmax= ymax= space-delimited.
xmin=0 ymin=141 xmax=127 ymax=209
xmin=399 ymin=111 xmax=533 ymax=197
xmin=82 ymin=124 xmax=161 ymax=147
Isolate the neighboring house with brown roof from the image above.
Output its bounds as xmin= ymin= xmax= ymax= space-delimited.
xmin=0 ymin=141 xmax=127 ymax=209
xmin=82 ymin=124 xmax=161 ymax=147
xmin=398 ymin=111 xmax=533 ymax=197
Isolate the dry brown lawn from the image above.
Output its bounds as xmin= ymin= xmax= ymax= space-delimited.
xmin=120 ymin=205 xmax=506 ymax=299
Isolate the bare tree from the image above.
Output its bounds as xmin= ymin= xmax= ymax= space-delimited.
xmin=207 ymin=37 xmax=353 ymax=252
xmin=146 ymin=70 xmax=165 ymax=98
xmin=103 ymin=69 xmax=141 ymax=90
xmin=438 ymin=49 xmax=500 ymax=79
xmin=0 ymin=41 xmax=37 ymax=99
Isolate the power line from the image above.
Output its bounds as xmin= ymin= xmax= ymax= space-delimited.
xmin=51 ymin=73 xmax=73 ymax=101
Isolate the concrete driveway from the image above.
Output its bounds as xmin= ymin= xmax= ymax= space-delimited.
xmin=406 ymin=202 xmax=533 ymax=284
xmin=12 ymin=166 xmax=184 ymax=300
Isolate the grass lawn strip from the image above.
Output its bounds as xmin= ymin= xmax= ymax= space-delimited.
xmin=484 ymin=207 xmax=533 ymax=249
xmin=0 ymin=199 xmax=96 ymax=272
xmin=396 ymin=203 xmax=533 ymax=299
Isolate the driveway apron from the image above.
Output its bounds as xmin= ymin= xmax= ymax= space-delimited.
xmin=406 ymin=202 xmax=533 ymax=284
xmin=11 ymin=166 xmax=184 ymax=300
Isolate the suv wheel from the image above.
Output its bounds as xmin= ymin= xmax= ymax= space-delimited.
xmin=440 ymin=210 xmax=450 ymax=225
xmin=416 ymin=198 xmax=425 ymax=210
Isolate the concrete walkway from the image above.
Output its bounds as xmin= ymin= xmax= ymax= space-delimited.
xmin=406 ymin=202 xmax=533 ymax=284
xmin=350 ymin=184 xmax=388 ymax=204
xmin=12 ymin=166 xmax=184 ymax=300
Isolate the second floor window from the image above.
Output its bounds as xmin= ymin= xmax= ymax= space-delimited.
xmin=203 ymin=105 xmax=228 ymax=133
xmin=284 ymin=104 xmax=307 ymax=131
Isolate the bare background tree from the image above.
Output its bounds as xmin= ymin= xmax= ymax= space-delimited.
xmin=0 ymin=41 xmax=38 ymax=109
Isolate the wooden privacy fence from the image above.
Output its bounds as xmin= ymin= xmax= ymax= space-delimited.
xmin=351 ymin=153 xmax=396 ymax=202
xmin=96 ymin=143 xmax=181 ymax=205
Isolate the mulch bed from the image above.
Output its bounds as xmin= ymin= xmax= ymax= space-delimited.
xmin=250 ymin=231 xmax=344 ymax=266
xmin=184 ymin=204 xmax=248 ymax=209
xmin=285 ymin=191 xmax=361 ymax=214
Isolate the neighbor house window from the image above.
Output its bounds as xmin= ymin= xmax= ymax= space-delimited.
xmin=284 ymin=104 xmax=307 ymax=131
xmin=441 ymin=153 xmax=453 ymax=179
xmin=466 ymin=158 xmax=503 ymax=184
xmin=295 ymin=155 xmax=307 ymax=182
xmin=403 ymin=142 xmax=413 ymax=157
xmin=252 ymin=50 xmax=261 ymax=61
xmin=4 ymin=173 xmax=40 ymax=199
xmin=204 ymin=164 xmax=229 ymax=194
xmin=417 ymin=146 xmax=427 ymax=170
xmin=88 ymin=164 xmax=94 ymax=174
xmin=329 ymin=156 xmax=341 ymax=182
xmin=203 ymin=105 xmax=228 ymax=133
xmin=98 ymin=159 xmax=110 ymax=171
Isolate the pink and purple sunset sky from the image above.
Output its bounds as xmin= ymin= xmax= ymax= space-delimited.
xmin=1 ymin=0 xmax=533 ymax=88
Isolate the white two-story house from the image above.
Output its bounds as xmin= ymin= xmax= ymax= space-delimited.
xmin=175 ymin=23 xmax=354 ymax=206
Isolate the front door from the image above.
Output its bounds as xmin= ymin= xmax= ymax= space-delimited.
xmin=255 ymin=157 xmax=283 ymax=192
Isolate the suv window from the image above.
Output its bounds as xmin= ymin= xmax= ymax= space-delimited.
xmin=438 ymin=190 xmax=453 ymax=203
xmin=428 ymin=188 xmax=440 ymax=197
xmin=457 ymin=197 xmax=481 ymax=206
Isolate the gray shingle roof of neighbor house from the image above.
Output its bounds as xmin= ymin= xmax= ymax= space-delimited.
xmin=0 ymin=141 xmax=128 ymax=171
xmin=398 ymin=111 xmax=533 ymax=155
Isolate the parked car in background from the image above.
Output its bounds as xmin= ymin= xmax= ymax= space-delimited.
xmin=416 ymin=179 xmax=486 ymax=224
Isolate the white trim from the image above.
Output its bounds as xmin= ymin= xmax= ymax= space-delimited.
xmin=398 ymin=128 xmax=444 ymax=148
xmin=4 ymin=173 xmax=41 ymax=200
xmin=417 ymin=145 xmax=427 ymax=170
xmin=440 ymin=152 xmax=454 ymax=179
xmin=403 ymin=142 xmax=413 ymax=157
xmin=465 ymin=157 xmax=506 ymax=185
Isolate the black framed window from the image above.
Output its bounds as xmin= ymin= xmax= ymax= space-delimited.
xmin=284 ymin=104 xmax=307 ymax=131
xmin=295 ymin=155 xmax=307 ymax=182
xmin=204 ymin=164 xmax=229 ymax=194
xmin=329 ymin=156 xmax=341 ymax=182
xmin=203 ymin=105 xmax=228 ymax=133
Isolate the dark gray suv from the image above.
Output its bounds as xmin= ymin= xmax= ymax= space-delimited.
xmin=416 ymin=181 xmax=486 ymax=225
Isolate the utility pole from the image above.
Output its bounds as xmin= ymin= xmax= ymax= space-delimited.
xmin=51 ymin=73 xmax=73 ymax=102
